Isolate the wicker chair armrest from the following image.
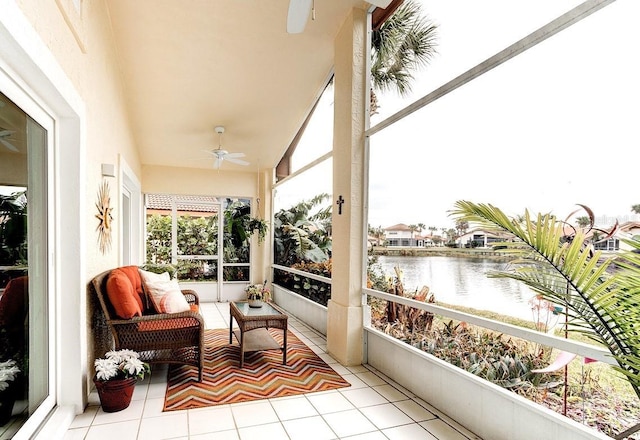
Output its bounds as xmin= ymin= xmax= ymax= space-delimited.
xmin=180 ymin=289 xmax=199 ymax=306
xmin=110 ymin=310 xmax=204 ymax=328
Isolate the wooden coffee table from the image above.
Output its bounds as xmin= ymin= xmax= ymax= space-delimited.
xmin=229 ymin=301 xmax=288 ymax=368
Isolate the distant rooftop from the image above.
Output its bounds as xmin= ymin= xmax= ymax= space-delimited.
xmin=146 ymin=194 xmax=220 ymax=213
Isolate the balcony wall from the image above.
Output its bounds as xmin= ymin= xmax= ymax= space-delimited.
xmin=365 ymin=329 xmax=611 ymax=440
xmin=272 ymin=284 xmax=613 ymax=440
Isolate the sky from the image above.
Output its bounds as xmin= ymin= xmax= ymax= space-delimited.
xmin=276 ymin=0 xmax=639 ymax=231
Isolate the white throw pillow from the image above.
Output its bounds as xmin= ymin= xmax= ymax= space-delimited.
xmin=139 ymin=269 xmax=170 ymax=284
xmin=139 ymin=270 xmax=190 ymax=313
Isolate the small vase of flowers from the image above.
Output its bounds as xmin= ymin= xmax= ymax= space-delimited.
xmin=0 ymin=360 xmax=20 ymax=425
xmin=93 ymin=349 xmax=150 ymax=412
xmin=245 ymin=281 xmax=270 ymax=308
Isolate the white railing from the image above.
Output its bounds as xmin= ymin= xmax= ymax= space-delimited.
xmin=271 ymin=264 xmax=615 ymax=365
xmin=364 ymin=287 xmax=615 ymax=366
xmin=272 ymin=264 xmax=332 ymax=285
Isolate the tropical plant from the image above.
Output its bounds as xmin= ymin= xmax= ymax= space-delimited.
xmin=273 ymin=193 xmax=332 ymax=266
xmin=274 ymin=260 xmax=332 ymax=306
xmin=146 ymin=214 xmax=172 ymax=264
xmin=370 ymin=0 xmax=438 ymax=115
xmin=0 ymin=190 xmax=27 ymax=266
xmin=223 ymin=199 xmax=268 ymax=247
xmin=450 ymin=200 xmax=640 ymax=406
xmin=421 ymin=320 xmax=547 ymax=389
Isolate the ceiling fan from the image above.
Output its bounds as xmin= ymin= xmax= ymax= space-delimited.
xmin=287 ymin=0 xmax=314 ymax=34
xmin=0 ymin=128 xmax=18 ymax=152
xmin=205 ymin=126 xmax=249 ymax=169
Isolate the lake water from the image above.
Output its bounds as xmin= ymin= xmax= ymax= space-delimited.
xmin=374 ymin=255 xmax=536 ymax=321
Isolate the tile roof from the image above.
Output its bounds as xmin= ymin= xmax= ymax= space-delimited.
xmin=146 ymin=194 xmax=220 ymax=213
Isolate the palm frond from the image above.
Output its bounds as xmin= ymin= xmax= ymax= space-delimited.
xmin=451 ymin=200 xmax=640 ymax=398
xmin=371 ymin=0 xmax=438 ymax=96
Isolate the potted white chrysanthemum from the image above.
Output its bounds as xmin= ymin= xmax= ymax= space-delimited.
xmin=245 ymin=281 xmax=270 ymax=308
xmin=93 ymin=349 xmax=150 ymax=412
xmin=0 ymin=360 xmax=20 ymax=425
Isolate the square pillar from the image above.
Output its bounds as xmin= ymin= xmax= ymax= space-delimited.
xmin=326 ymin=7 xmax=367 ymax=366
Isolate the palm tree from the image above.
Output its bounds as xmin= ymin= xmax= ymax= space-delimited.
xmin=445 ymin=228 xmax=456 ymax=244
xmin=368 ymin=225 xmax=386 ymax=246
xmin=451 ymin=200 xmax=640 ymax=435
xmin=417 ymin=222 xmax=426 ymax=235
xmin=632 ymin=204 xmax=640 ymax=215
xmin=575 ymin=215 xmax=591 ymax=228
xmin=454 ymin=219 xmax=468 ymax=237
xmin=370 ymin=0 xmax=438 ymax=115
xmin=408 ymin=224 xmax=418 ymax=245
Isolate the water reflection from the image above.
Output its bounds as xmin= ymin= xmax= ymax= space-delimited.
xmin=375 ymin=255 xmax=536 ymax=321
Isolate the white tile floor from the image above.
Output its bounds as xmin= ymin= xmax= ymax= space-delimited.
xmin=64 ymin=303 xmax=482 ymax=440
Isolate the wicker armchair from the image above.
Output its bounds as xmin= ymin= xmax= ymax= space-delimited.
xmin=91 ymin=267 xmax=204 ymax=381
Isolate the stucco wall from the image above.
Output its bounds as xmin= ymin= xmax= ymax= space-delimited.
xmin=142 ymin=164 xmax=257 ymax=198
xmin=16 ymin=0 xmax=141 ymax=277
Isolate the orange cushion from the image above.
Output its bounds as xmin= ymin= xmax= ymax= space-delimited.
xmin=106 ymin=269 xmax=143 ymax=319
xmin=190 ymin=304 xmax=199 ymax=313
xmin=0 ymin=276 xmax=28 ymax=327
xmin=118 ymin=265 xmax=145 ymax=308
xmin=137 ymin=319 xmax=198 ymax=332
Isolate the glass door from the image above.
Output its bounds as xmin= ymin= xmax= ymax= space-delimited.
xmin=0 ymin=91 xmax=50 ymax=435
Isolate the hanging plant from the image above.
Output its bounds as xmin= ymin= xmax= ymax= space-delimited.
xmin=247 ymin=217 xmax=268 ymax=244
xmin=224 ymin=200 xmax=268 ymax=246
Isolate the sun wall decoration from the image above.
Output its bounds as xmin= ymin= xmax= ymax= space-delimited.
xmin=95 ymin=180 xmax=113 ymax=254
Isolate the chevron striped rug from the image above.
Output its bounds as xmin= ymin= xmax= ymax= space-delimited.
xmin=163 ymin=328 xmax=350 ymax=411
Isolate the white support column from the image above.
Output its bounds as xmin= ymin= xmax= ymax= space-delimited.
xmin=327 ymin=7 xmax=367 ymax=366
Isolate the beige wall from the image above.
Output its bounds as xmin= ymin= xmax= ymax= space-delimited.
xmin=142 ymin=165 xmax=257 ymax=198
xmin=17 ymin=0 xmax=141 ymax=277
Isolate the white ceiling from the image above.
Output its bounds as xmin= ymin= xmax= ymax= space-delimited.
xmin=106 ymin=0 xmax=374 ymax=173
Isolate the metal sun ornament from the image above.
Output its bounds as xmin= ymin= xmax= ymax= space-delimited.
xmin=95 ymin=180 xmax=114 ymax=254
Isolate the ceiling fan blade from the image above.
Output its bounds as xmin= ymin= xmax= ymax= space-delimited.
xmin=213 ymin=157 xmax=222 ymax=169
xmin=0 ymin=138 xmax=18 ymax=152
xmin=0 ymin=130 xmax=13 ymax=137
xmin=287 ymin=0 xmax=312 ymax=34
xmin=225 ymin=152 xmax=246 ymax=159
xmin=226 ymin=157 xmax=249 ymax=166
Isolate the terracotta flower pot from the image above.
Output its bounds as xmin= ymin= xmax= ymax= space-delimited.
xmin=0 ymin=381 xmax=17 ymax=426
xmin=93 ymin=376 xmax=137 ymax=412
